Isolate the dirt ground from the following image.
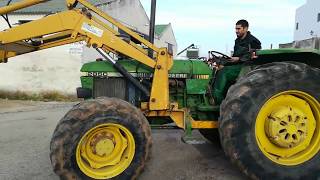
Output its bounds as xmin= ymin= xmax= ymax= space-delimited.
xmin=0 ymin=100 xmax=247 ymax=180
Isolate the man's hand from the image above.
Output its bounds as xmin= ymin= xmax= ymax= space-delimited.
xmin=251 ymin=51 xmax=258 ymax=59
xmin=218 ymin=65 xmax=224 ymax=70
xmin=230 ymin=57 xmax=240 ymax=62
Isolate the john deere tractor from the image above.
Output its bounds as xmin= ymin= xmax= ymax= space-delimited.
xmin=0 ymin=0 xmax=319 ymax=180
xmin=75 ymin=48 xmax=320 ymax=179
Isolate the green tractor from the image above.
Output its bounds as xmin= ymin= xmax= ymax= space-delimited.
xmin=50 ymin=48 xmax=320 ymax=179
xmin=1 ymin=0 xmax=318 ymax=179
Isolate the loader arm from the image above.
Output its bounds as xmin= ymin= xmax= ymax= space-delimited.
xmin=0 ymin=0 xmax=173 ymax=110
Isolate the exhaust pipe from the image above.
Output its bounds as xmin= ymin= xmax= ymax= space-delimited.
xmin=148 ymin=0 xmax=156 ymax=58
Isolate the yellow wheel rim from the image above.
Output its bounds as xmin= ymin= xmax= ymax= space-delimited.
xmin=76 ymin=123 xmax=135 ymax=179
xmin=256 ymin=90 xmax=320 ymax=166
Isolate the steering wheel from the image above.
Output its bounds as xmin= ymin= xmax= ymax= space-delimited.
xmin=210 ymin=51 xmax=232 ymax=60
xmin=206 ymin=50 xmax=234 ymax=68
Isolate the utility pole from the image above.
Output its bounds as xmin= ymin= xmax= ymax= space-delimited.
xmin=148 ymin=0 xmax=156 ymax=58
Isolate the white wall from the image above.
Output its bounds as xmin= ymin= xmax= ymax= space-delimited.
xmin=0 ymin=14 xmax=82 ymax=94
xmin=101 ymin=0 xmax=150 ymax=34
xmin=294 ymin=0 xmax=320 ymax=41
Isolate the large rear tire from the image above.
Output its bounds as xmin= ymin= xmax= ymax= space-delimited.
xmin=50 ymin=97 xmax=152 ymax=180
xmin=219 ymin=62 xmax=320 ymax=179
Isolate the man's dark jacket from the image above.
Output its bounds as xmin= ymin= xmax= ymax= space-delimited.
xmin=233 ymin=31 xmax=261 ymax=61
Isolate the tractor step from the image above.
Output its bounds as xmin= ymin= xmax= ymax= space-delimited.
xmin=181 ymin=134 xmax=207 ymax=145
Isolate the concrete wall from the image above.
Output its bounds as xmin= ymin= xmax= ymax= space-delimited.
xmin=279 ymin=37 xmax=320 ymax=49
xmin=154 ymin=24 xmax=178 ymax=56
xmin=294 ymin=0 xmax=320 ymax=41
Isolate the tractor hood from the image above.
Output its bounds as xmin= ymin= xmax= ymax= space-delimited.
xmin=80 ymin=59 xmax=212 ymax=78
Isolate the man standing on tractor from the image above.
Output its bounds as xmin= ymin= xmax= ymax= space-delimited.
xmin=212 ymin=19 xmax=261 ymax=105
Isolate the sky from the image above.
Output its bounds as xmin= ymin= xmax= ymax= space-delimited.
xmin=140 ymin=0 xmax=305 ymax=56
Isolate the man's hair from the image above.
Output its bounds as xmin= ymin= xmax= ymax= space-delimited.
xmin=236 ymin=19 xmax=249 ymax=28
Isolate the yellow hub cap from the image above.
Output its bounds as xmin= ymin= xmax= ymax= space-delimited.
xmin=76 ymin=123 xmax=135 ymax=179
xmin=266 ymin=106 xmax=307 ymax=148
xmin=256 ymin=91 xmax=320 ymax=166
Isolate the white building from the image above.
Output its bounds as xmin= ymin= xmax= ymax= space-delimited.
xmin=154 ymin=24 xmax=178 ymax=56
xmin=82 ymin=0 xmax=150 ymax=62
xmin=0 ymin=0 xmax=177 ymax=94
xmin=294 ymin=0 xmax=320 ymax=41
xmin=82 ymin=1 xmax=178 ymax=62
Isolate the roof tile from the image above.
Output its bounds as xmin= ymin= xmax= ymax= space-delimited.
xmin=155 ymin=24 xmax=168 ymax=36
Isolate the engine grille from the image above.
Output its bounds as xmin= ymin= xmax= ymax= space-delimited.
xmin=93 ymin=78 xmax=126 ymax=99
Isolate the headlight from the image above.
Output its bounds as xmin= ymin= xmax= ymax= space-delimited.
xmin=80 ymin=72 xmax=88 ymax=76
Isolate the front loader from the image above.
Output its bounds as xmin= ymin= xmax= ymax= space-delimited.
xmin=1 ymin=1 xmax=320 ymax=180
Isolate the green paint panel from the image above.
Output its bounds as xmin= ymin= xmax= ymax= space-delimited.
xmin=191 ymin=60 xmax=212 ymax=75
xmin=186 ymin=79 xmax=210 ymax=94
xmin=81 ymin=60 xmax=152 ymax=73
xmin=197 ymin=105 xmax=219 ymax=112
xmin=81 ymin=59 xmax=213 ymax=76
xmin=169 ymin=60 xmax=193 ymax=74
xmin=81 ymin=77 xmax=93 ymax=89
xmin=170 ymin=60 xmax=212 ymax=75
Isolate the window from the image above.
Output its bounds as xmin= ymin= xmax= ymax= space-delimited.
xmin=296 ymin=22 xmax=299 ymax=30
xmin=318 ymin=13 xmax=320 ymax=22
xmin=167 ymin=43 xmax=173 ymax=55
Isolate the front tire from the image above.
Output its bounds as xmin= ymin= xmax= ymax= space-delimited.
xmin=50 ymin=97 xmax=152 ymax=180
xmin=219 ymin=62 xmax=320 ymax=179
